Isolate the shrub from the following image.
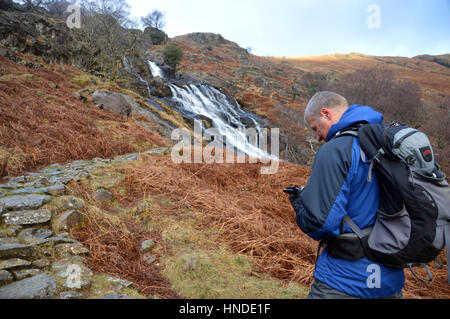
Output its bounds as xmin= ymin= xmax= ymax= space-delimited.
xmin=163 ymin=43 xmax=184 ymax=72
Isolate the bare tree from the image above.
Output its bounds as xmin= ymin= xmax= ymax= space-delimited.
xmin=80 ymin=0 xmax=133 ymax=27
xmin=141 ymin=9 xmax=165 ymax=30
xmin=332 ymin=68 xmax=423 ymax=127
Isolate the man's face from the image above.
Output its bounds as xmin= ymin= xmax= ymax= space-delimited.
xmin=306 ymin=108 xmax=341 ymax=142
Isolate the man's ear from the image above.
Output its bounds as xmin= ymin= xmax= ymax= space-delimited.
xmin=320 ymin=107 xmax=330 ymax=120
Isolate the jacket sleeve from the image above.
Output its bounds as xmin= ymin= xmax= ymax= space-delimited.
xmin=293 ymin=137 xmax=354 ymax=241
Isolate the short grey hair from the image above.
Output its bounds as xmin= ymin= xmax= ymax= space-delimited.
xmin=304 ymin=91 xmax=348 ymax=123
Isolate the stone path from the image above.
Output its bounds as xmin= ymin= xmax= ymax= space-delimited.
xmin=0 ymin=147 xmax=167 ymax=299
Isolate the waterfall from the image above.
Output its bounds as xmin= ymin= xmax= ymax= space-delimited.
xmin=147 ymin=61 xmax=277 ymax=160
xmin=148 ymin=61 xmax=165 ymax=79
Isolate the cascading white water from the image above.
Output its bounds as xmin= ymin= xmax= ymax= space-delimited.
xmin=147 ymin=61 xmax=277 ymax=160
xmin=148 ymin=61 xmax=165 ymax=79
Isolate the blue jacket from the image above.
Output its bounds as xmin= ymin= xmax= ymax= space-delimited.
xmin=294 ymin=104 xmax=405 ymax=298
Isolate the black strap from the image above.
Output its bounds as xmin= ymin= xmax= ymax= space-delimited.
xmin=315 ymin=240 xmax=327 ymax=267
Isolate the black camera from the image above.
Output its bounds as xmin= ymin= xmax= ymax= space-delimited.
xmin=283 ymin=186 xmax=305 ymax=195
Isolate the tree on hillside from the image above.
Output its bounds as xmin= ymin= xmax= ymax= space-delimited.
xmin=163 ymin=43 xmax=184 ymax=73
xmin=79 ymin=0 xmax=134 ymax=27
xmin=332 ymin=68 xmax=423 ymax=127
xmin=141 ymin=9 xmax=165 ymax=30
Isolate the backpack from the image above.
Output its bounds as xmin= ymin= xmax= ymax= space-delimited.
xmin=327 ymin=122 xmax=450 ymax=284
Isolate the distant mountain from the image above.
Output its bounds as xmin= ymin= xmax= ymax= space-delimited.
xmin=413 ymin=54 xmax=450 ymax=69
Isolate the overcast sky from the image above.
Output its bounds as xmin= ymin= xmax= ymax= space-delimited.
xmin=127 ymin=0 xmax=450 ymax=58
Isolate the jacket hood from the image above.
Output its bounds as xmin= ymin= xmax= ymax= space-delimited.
xmin=326 ymin=104 xmax=383 ymax=142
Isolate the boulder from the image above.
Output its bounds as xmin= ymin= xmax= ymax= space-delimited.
xmin=52 ymin=210 xmax=83 ymax=232
xmin=92 ymin=91 xmax=133 ymax=116
xmin=94 ymin=189 xmax=113 ymax=203
xmin=0 ymin=274 xmax=57 ymax=299
xmin=149 ymin=76 xmax=172 ymax=98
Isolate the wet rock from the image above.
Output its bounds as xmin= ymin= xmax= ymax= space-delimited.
xmin=0 ymin=243 xmax=33 ymax=258
xmin=140 ymin=239 xmax=155 ymax=253
xmin=0 ymin=274 xmax=57 ymax=299
xmin=0 ymin=195 xmax=51 ymax=211
xmin=60 ymin=291 xmax=84 ymax=299
xmin=18 ymin=227 xmax=54 ymax=243
xmin=0 ymin=258 xmax=32 ymax=270
xmin=0 ymin=270 xmax=13 ymax=286
xmin=94 ymin=189 xmax=113 ymax=202
xmin=3 ymin=209 xmax=52 ymax=226
xmin=149 ymin=76 xmax=172 ymax=98
xmin=12 ymin=268 xmax=41 ymax=281
xmin=52 ymin=210 xmax=83 ymax=232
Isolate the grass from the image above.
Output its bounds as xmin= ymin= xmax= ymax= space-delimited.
xmin=159 ymin=211 xmax=309 ymax=299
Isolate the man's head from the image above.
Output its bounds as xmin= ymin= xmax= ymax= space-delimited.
xmin=304 ymin=91 xmax=349 ymax=142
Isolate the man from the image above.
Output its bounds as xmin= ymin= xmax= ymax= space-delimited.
xmin=290 ymin=91 xmax=405 ymax=299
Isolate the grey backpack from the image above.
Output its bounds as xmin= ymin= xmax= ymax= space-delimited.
xmin=328 ymin=122 xmax=450 ymax=283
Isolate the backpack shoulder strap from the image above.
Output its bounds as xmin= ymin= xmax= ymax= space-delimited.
xmin=332 ymin=124 xmax=364 ymax=140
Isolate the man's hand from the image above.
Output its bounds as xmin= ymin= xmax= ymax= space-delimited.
xmin=284 ymin=186 xmax=305 ymax=219
xmin=283 ymin=186 xmax=304 ymax=196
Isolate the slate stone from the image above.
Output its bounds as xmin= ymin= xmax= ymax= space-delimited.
xmin=18 ymin=227 xmax=54 ymax=243
xmin=0 ymin=237 xmax=20 ymax=245
xmin=0 ymin=270 xmax=13 ymax=286
xmin=12 ymin=268 xmax=41 ymax=280
xmin=0 ymin=195 xmax=51 ymax=211
xmin=0 ymin=274 xmax=57 ymax=299
xmin=3 ymin=209 xmax=52 ymax=225
xmin=0 ymin=243 xmax=33 ymax=258
xmin=0 ymin=258 xmax=32 ymax=270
